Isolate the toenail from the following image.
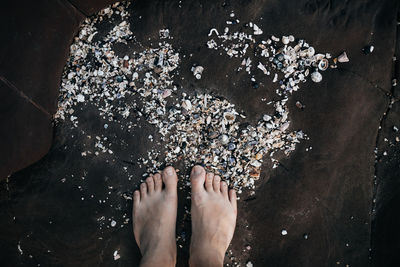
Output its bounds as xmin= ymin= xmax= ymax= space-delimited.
xmin=193 ymin=165 xmax=203 ymax=175
xmin=166 ymin=166 xmax=174 ymax=175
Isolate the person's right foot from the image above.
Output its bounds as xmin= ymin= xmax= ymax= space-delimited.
xmin=189 ymin=165 xmax=237 ymax=267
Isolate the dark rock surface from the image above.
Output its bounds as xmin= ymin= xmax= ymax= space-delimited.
xmin=0 ymin=0 xmax=399 ymax=266
xmin=68 ymin=0 xmax=121 ymax=16
xmin=0 ymin=0 xmax=84 ymax=178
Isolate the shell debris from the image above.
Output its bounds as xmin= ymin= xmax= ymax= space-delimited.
xmin=56 ymin=2 xmax=312 ymax=194
xmin=191 ymin=65 xmax=204 ymax=79
xmin=337 ymin=51 xmax=350 ymax=63
xmin=206 ymin=17 xmax=334 ymax=88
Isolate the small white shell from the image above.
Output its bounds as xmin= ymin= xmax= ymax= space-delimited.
xmin=311 ymin=71 xmax=322 ymax=83
xmin=307 ymin=47 xmax=315 ymax=57
xmin=253 ymin=24 xmax=263 ymax=35
xmin=192 ymin=66 xmax=204 ymax=79
xmin=250 ymin=160 xmax=262 ymax=168
xmin=337 ymin=52 xmax=349 ymax=63
xmin=182 ymin=99 xmax=192 ymax=110
xmin=282 ymin=36 xmax=290 ymax=45
xmin=271 ymin=35 xmax=280 ymax=42
xmin=223 ymin=112 xmax=236 ymax=123
xmin=263 ymin=114 xmax=272 ymax=121
xmin=314 ymin=53 xmax=325 ymax=61
xmin=318 ymin=59 xmax=329 ymax=71
xmin=369 ymin=46 xmax=374 ymax=53
xmin=219 ymin=134 xmax=229 ymax=145
xmin=208 ymin=28 xmax=219 ymax=37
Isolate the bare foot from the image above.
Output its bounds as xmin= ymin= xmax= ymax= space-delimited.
xmin=133 ymin=166 xmax=178 ymax=267
xmin=189 ymin=165 xmax=237 ymax=267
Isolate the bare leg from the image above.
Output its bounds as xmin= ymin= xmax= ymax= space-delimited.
xmin=189 ymin=165 xmax=238 ymax=267
xmin=132 ymin=166 xmax=178 ymax=267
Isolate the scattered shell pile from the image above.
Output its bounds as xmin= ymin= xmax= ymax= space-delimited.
xmin=141 ymin=92 xmax=304 ymax=190
xmin=206 ymin=13 xmax=343 ymax=95
xmin=55 ymin=2 xmax=342 ymax=193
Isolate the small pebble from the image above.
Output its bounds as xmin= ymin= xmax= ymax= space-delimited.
xmin=281 ymin=229 xmax=288 ymax=236
xmin=296 ymin=101 xmax=304 ymax=109
xmin=362 ymin=45 xmax=374 ymax=54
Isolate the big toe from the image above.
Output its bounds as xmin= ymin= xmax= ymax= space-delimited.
xmin=190 ymin=165 xmax=206 ymax=193
xmin=162 ymin=166 xmax=178 ymax=194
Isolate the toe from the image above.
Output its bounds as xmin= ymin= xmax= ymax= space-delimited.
xmin=162 ymin=166 xmax=178 ymax=194
xmin=221 ymin=181 xmax=229 ymax=198
xmin=190 ymin=165 xmax=206 ymax=193
xmin=205 ymin=173 xmax=214 ymax=191
xmin=133 ymin=190 xmax=140 ymax=209
xmin=140 ymin=183 xmax=147 ymax=199
xmin=146 ymin=176 xmax=154 ymax=194
xmin=153 ymin=173 xmax=162 ymax=192
xmin=213 ymin=175 xmax=221 ymax=192
xmin=229 ymin=189 xmax=237 ymax=212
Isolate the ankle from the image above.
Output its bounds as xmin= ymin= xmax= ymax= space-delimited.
xmin=140 ymin=245 xmax=176 ymax=267
xmin=140 ymin=253 xmax=176 ymax=267
xmin=189 ymin=247 xmax=224 ymax=267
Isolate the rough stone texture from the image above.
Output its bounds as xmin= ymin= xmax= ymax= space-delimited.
xmin=0 ymin=81 xmax=53 ymax=183
xmin=0 ymin=0 xmax=85 ymax=178
xmin=0 ymin=0 xmax=399 ymax=267
xmin=371 ymin=100 xmax=400 ymax=266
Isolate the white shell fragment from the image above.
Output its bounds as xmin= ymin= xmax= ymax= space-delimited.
xmin=369 ymin=46 xmax=374 ymax=53
xmin=76 ymin=94 xmax=85 ymax=102
xmin=253 ymin=24 xmax=263 ymax=35
xmin=191 ymin=65 xmax=204 ymax=79
xmin=263 ymin=114 xmax=272 ymax=121
xmin=307 ymin=47 xmax=315 ymax=57
xmin=113 ymin=250 xmax=121 ymax=260
xmin=311 ymin=71 xmax=322 ymax=83
xmin=208 ymin=28 xmax=219 ymax=37
xmin=219 ymin=134 xmax=229 ymax=145
xmin=182 ymin=99 xmax=192 ymax=110
xmin=281 ymin=229 xmax=288 ymax=236
xmin=337 ymin=51 xmax=349 ymax=63
xmin=257 ymin=62 xmax=268 ymax=74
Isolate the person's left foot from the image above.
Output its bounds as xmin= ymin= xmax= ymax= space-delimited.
xmin=132 ymin=166 xmax=178 ymax=267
